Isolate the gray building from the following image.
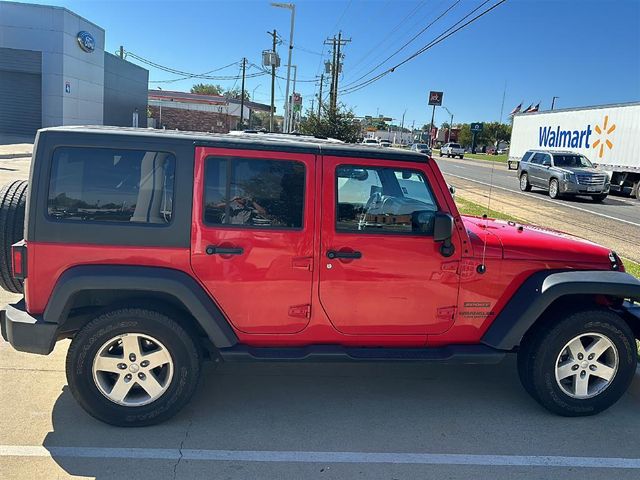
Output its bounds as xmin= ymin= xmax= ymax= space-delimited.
xmin=0 ymin=1 xmax=148 ymax=140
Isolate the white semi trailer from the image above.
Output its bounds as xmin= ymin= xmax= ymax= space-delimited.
xmin=509 ymin=102 xmax=640 ymax=199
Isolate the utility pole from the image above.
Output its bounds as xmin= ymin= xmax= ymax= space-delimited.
xmin=272 ymin=3 xmax=296 ymax=133
xmin=324 ymin=33 xmax=351 ymax=111
xmin=325 ymin=36 xmax=337 ymax=112
xmin=239 ymin=57 xmax=246 ymax=129
xmin=119 ymin=45 xmax=124 ymax=59
xmin=288 ymin=65 xmax=297 ymax=131
xmin=268 ymin=30 xmax=277 ymax=132
xmin=317 ymin=73 xmax=324 ymax=117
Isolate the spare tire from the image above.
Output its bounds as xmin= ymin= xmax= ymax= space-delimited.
xmin=0 ymin=180 xmax=28 ymax=293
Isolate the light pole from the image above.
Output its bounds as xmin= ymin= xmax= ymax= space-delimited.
xmin=442 ymin=106 xmax=454 ymax=143
xmin=157 ymin=87 xmax=163 ymax=129
xmin=249 ymin=84 xmax=262 ymax=129
xmin=551 ymin=96 xmax=559 ymax=110
xmin=272 ymin=2 xmax=295 ymax=133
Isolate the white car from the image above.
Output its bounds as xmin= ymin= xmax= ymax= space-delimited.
xmin=440 ymin=143 xmax=465 ymax=159
xmin=361 ymin=138 xmax=379 ymax=145
xmin=379 ymin=140 xmax=392 ymax=148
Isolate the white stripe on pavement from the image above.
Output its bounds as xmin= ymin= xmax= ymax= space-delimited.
xmin=445 ymin=173 xmax=640 ymax=227
xmin=1 ymin=445 xmax=639 ymax=469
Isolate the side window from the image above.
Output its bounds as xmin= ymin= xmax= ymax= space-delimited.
xmin=521 ymin=151 xmax=534 ymax=163
xmin=531 ymin=153 xmax=545 ymax=164
xmin=336 ymin=165 xmax=438 ymax=235
xmin=48 ymin=147 xmax=175 ymax=224
xmin=204 ymin=157 xmax=305 ymax=229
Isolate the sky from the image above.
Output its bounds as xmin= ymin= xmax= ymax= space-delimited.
xmin=17 ymin=0 xmax=640 ymax=127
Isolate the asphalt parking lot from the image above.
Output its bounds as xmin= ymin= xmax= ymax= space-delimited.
xmin=1 ymin=336 xmax=639 ymax=480
xmin=0 ymin=151 xmax=639 ymax=479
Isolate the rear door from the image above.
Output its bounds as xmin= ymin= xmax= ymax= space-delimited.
xmin=191 ymin=147 xmax=315 ymax=334
xmin=528 ymin=153 xmax=545 ymax=186
xmin=317 ymin=155 xmax=461 ymax=336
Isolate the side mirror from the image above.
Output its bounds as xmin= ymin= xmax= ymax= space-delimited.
xmin=433 ymin=212 xmax=455 ymax=257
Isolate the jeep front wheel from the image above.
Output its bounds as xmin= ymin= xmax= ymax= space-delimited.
xmin=66 ymin=307 xmax=202 ymax=426
xmin=518 ymin=309 xmax=637 ymax=416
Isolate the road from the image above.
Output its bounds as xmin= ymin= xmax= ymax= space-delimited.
xmin=435 ymin=155 xmax=640 ymax=262
xmin=1 ymin=334 xmax=639 ymax=480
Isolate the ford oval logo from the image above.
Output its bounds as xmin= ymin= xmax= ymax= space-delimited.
xmin=77 ymin=31 xmax=95 ymax=53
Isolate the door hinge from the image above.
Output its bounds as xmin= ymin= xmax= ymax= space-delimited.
xmin=436 ymin=306 xmax=457 ymax=321
xmin=288 ymin=304 xmax=311 ymax=319
xmin=292 ymin=256 xmax=313 ymax=271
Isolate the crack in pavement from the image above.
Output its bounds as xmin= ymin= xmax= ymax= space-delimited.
xmin=173 ymin=415 xmax=194 ymax=480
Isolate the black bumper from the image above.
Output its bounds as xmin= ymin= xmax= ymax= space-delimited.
xmin=0 ymin=301 xmax=57 ymax=355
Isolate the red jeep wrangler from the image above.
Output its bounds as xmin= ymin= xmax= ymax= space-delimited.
xmin=1 ymin=126 xmax=639 ymax=426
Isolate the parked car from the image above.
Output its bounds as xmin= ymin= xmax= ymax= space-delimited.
xmin=379 ymin=139 xmax=392 ymax=147
xmin=410 ymin=143 xmax=432 ymax=155
xmin=1 ymin=127 xmax=639 ymax=426
xmin=518 ymin=150 xmax=610 ymax=201
xmin=440 ymin=142 xmax=465 ymax=158
xmin=362 ymin=138 xmax=378 ymax=145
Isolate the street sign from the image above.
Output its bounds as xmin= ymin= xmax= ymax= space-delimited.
xmin=470 ymin=122 xmax=483 ymax=133
xmin=428 ymin=91 xmax=443 ymax=106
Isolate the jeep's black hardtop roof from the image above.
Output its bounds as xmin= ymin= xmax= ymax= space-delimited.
xmin=38 ymin=126 xmax=429 ymax=162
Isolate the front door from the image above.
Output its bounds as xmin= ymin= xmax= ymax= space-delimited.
xmin=191 ymin=147 xmax=315 ymax=334
xmin=318 ymin=156 xmax=461 ymax=336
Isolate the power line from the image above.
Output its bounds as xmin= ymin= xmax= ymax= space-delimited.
xmin=341 ymin=0 xmax=464 ymax=90
xmin=341 ymin=0 xmax=508 ymax=95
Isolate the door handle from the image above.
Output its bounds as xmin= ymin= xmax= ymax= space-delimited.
xmin=327 ymin=250 xmax=362 ymax=260
xmin=206 ymin=245 xmax=244 ymax=255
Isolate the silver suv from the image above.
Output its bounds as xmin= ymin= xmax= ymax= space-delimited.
xmin=517 ymin=150 xmax=610 ymax=202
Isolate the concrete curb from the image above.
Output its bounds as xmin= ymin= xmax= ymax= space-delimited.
xmin=0 ymin=153 xmax=31 ymax=160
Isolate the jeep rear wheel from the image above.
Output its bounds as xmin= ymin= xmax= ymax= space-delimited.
xmin=66 ymin=307 xmax=202 ymax=426
xmin=0 ymin=180 xmax=28 ymax=293
xmin=518 ymin=309 xmax=636 ymax=416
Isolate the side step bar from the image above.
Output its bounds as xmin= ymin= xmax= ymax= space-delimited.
xmin=218 ymin=344 xmax=506 ymax=364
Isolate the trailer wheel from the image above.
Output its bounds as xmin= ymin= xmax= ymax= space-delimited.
xmin=0 ymin=181 xmax=28 ymax=293
xmin=633 ymin=180 xmax=640 ymax=201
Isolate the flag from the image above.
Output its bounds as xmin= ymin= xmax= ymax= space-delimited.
xmin=522 ymin=104 xmax=533 ymax=113
xmin=529 ymin=103 xmax=540 ymax=113
xmin=509 ymin=102 xmax=522 ymax=116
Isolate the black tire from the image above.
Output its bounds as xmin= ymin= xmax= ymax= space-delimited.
xmin=66 ymin=307 xmax=202 ymax=426
xmin=549 ymin=178 xmax=561 ymax=199
xmin=517 ymin=309 xmax=637 ymax=417
xmin=459 ymin=155 xmax=464 ymax=159
xmin=519 ymin=173 xmax=532 ymax=192
xmin=591 ymin=194 xmax=607 ymax=202
xmin=0 ymin=180 xmax=28 ymax=293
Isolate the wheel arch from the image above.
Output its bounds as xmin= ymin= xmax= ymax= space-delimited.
xmin=44 ymin=265 xmax=238 ymax=349
xmin=482 ymin=270 xmax=640 ymax=351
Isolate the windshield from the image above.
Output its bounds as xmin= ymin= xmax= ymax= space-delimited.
xmin=450 ymin=143 xmax=461 ymax=148
xmin=415 ymin=144 xmax=429 ymax=149
xmin=553 ymin=154 xmax=593 ymax=168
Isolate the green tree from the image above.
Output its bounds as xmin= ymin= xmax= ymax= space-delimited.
xmin=299 ymin=105 xmax=361 ymax=143
xmin=190 ymin=83 xmax=224 ymax=95
xmin=225 ymin=88 xmax=250 ymax=101
xmin=481 ymin=122 xmax=511 ymax=148
xmin=458 ymin=123 xmax=472 ymax=147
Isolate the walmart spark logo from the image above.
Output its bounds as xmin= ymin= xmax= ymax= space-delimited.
xmin=592 ymin=115 xmax=616 ymax=158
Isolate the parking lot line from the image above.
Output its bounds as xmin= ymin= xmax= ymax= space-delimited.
xmin=1 ymin=445 xmax=639 ymax=469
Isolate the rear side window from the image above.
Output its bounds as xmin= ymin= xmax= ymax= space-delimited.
xmin=531 ymin=153 xmax=546 ymax=164
xmin=204 ymin=157 xmax=305 ymax=229
xmin=336 ymin=165 xmax=438 ymax=235
xmin=521 ymin=151 xmax=534 ymax=162
xmin=48 ymin=147 xmax=175 ymax=224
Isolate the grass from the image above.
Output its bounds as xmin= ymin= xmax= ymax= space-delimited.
xmin=622 ymin=258 xmax=640 ymax=279
xmin=459 ymin=152 xmax=508 ymax=163
xmin=455 ymin=196 xmax=522 ymax=223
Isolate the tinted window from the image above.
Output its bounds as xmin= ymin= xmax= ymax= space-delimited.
xmin=48 ymin=147 xmax=175 ymax=224
xmin=553 ymin=154 xmax=593 ymax=168
xmin=521 ymin=151 xmax=534 ymax=162
xmin=204 ymin=157 xmax=305 ymax=228
xmin=531 ymin=153 xmax=547 ymax=165
xmin=336 ymin=165 xmax=438 ymax=235
xmin=450 ymin=143 xmax=461 ymax=148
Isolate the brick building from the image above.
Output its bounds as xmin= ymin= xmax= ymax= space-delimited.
xmin=148 ymin=90 xmax=271 ymax=133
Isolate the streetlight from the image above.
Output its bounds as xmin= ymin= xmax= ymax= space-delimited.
xmin=271 ymin=2 xmax=295 ymax=133
xmin=442 ymin=106 xmax=454 ymax=143
xmin=249 ymin=84 xmax=262 ymax=129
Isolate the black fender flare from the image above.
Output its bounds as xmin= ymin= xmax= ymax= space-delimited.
xmin=482 ymin=270 xmax=640 ymax=351
xmin=44 ymin=265 xmax=238 ymax=348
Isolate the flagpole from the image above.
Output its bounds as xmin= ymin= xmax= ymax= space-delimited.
xmin=499 ymin=80 xmax=507 ymax=124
